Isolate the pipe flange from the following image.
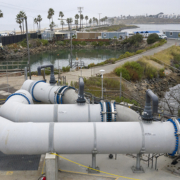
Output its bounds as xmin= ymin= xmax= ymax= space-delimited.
xmin=59 ymin=86 xmax=75 ymax=104
xmin=167 ymin=119 xmax=179 ymax=156
xmin=31 ymin=80 xmax=46 ymax=102
xmin=99 ymin=101 xmax=104 ymax=122
xmin=6 ymin=93 xmax=31 ymax=104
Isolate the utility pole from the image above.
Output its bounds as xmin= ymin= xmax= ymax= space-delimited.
xmin=98 ymin=13 xmax=102 ymax=26
xmin=78 ymin=7 xmax=83 ymax=30
xmin=25 ymin=17 xmax=31 ymax=79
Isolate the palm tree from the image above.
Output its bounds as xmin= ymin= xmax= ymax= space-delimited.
xmin=89 ymin=19 xmax=92 ymax=26
xmin=49 ymin=21 xmax=56 ymax=31
xmin=59 ymin=11 xmax=64 ymax=19
xmin=105 ymin=16 xmax=108 ymax=24
xmin=96 ymin=18 xmax=98 ymax=25
xmin=34 ymin=18 xmax=38 ymax=31
xmin=19 ymin=11 xmax=26 ymax=34
xmin=37 ymin=15 xmax=42 ymax=32
xmin=66 ymin=18 xmax=73 ymax=31
xmin=47 ymin=14 xmax=51 ymax=24
xmin=80 ymin=14 xmax=84 ymax=28
xmin=48 ymin=8 xmax=54 ymax=22
xmin=75 ymin=14 xmax=79 ymax=29
xmin=85 ymin=16 xmax=88 ymax=26
xmin=75 ymin=20 xmax=78 ymax=30
xmin=16 ymin=13 xmax=23 ymax=34
xmin=60 ymin=20 xmax=64 ymax=30
xmin=0 ymin=10 xmax=3 ymax=18
xmin=93 ymin=17 xmax=96 ymax=26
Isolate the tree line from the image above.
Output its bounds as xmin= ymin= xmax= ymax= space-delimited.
xmin=0 ymin=8 xmax=108 ymax=33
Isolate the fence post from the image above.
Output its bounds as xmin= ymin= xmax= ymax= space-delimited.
xmin=6 ymin=70 xmax=9 ymax=92
xmin=120 ymin=72 xmax=122 ymax=99
xmin=24 ymin=67 xmax=27 ymax=80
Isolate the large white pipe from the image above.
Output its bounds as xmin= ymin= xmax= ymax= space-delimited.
xmin=21 ymin=80 xmax=140 ymax=122
xmin=0 ymin=116 xmax=178 ymax=155
xmin=0 ymin=90 xmax=139 ymax=122
xmin=21 ymin=80 xmax=78 ymax=104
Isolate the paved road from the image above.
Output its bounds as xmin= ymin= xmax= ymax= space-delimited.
xmin=60 ymin=39 xmax=177 ymax=84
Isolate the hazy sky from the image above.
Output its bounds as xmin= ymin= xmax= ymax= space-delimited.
xmin=0 ymin=0 xmax=180 ymax=31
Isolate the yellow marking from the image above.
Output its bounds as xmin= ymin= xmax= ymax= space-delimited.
xmin=59 ymin=169 xmax=116 ymax=179
xmin=52 ymin=153 xmax=140 ymax=180
xmin=6 ymin=171 xmax=13 ymax=175
xmin=41 ymin=159 xmax=45 ymax=174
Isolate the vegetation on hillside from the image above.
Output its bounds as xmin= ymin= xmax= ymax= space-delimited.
xmin=87 ymin=24 xmax=138 ymax=32
xmin=147 ymin=33 xmax=160 ymax=44
xmin=114 ymin=61 xmax=165 ymax=81
xmin=88 ymin=39 xmax=167 ymax=68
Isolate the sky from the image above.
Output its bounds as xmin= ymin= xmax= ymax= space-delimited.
xmin=0 ymin=0 xmax=180 ymax=31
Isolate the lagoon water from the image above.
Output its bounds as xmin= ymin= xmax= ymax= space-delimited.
xmin=25 ymin=48 xmax=129 ymax=71
xmin=122 ymin=24 xmax=180 ymax=33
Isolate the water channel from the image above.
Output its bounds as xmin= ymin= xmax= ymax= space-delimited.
xmin=22 ymin=48 xmax=131 ymax=71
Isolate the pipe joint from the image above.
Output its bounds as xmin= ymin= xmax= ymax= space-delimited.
xmin=142 ymin=89 xmax=158 ymax=121
xmin=37 ymin=65 xmax=56 ymax=85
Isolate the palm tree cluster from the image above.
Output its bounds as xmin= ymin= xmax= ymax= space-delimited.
xmin=100 ymin=16 xmax=108 ymax=25
xmin=34 ymin=15 xmax=42 ymax=32
xmin=15 ymin=11 xmax=26 ymax=34
xmin=66 ymin=18 xmax=73 ymax=31
xmin=59 ymin=11 xmax=64 ymax=30
xmin=0 ymin=10 xmax=3 ymax=18
xmin=47 ymin=8 xmax=56 ymax=30
xmin=12 ymin=8 xmax=108 ymax=34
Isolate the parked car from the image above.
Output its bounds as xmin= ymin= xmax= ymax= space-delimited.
xmin=1 ymin=33 xmax=8 ymax=36
xmin=158 ymin=34 xmax=167 ymax=40
xmin=9 ymin=31 xmax=16 ymax=36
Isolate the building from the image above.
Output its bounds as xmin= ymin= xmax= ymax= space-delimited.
xmin=76 ymin=32 xmax=101 ymax=39
xmin=163 ymin=30 xmax=180 ymax=39
xmin=133 ymin=31 xmax=160 ymax=37
xmin=101 ymin=32 xmax=128 ymax=39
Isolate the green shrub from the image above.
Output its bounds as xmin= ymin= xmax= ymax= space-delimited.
xmin=62 ymin=66 xmax=70 ymax=72
xmin=136 ymin=49 xmax=145 ymax=54
xmin=88 ymin=63 xmax=95 ymax=68
xmin=121 ymin=34 xmax=143 ymax=45
xmin=18 ymin=39 xmax=27 ymax=47
xmin=147 ymin=33 xmax=159 ymax=44
xmin=175 ymin=64 xmax=180 ymax=68
xmin=159 ymin=68 xmax=165 ymax=77
xmin=56 ymin=41 xmax=64 ymax=45
xmin=114 ymin=67 xmax=131 ymax=80
xmin=178 ymin=109 xmax=180 ymax=117
xmin=41 ymin=39 xmax=49 ymax=46
xmin=36 ymin=39 xmax=41 ymax=47
xmin=14 ymin=49 xmax=18 ymax=53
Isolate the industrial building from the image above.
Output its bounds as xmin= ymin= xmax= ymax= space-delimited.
xmin=163 ymin=30 xmax=180 ymax=39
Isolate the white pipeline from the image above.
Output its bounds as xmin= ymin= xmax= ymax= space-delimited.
xmin=0 ymin=90 xmax=140 ymax=122
xmin=21 ymin=80 xmax=78 ymax=104
xmin=0 ymin=116 xmax=178 ymax=155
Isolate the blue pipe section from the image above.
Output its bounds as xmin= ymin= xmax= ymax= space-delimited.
xmin=167 ymin=119 xmax=179 ymax=156
xmin=99 ymin=102 xmax=103 ymax=122
xmin=60 ymin=87 xmax=75 ymax=104
xmin=56 ymin=86 xmax=67 ymax=104
xmin=6 ymin=93 xmax=31 ymax=104
xmin=106 ymin=102 xmax=112 ymax=122
xmin=55 ymin=86 xmax=75 ymax=104
xmin=31 ymin=80 xmax=46 ymax=102
xmin=114 ymin=102 xmax=116 ymax=122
